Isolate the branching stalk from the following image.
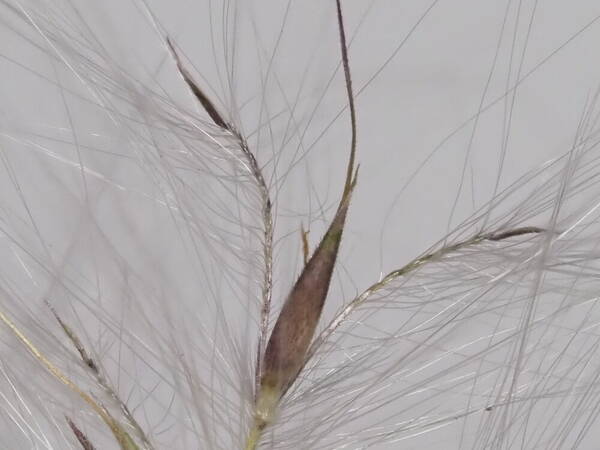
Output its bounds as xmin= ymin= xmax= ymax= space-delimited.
xmin=166 ymin=38 xmax=274 ymax=393
xmin=307 ymin=226 xmax=546 ymax=360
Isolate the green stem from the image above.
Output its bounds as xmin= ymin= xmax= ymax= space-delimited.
xmin=244 ymin=424 xmax=262 ymax=450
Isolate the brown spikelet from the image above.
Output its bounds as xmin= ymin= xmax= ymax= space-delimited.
xmin=66 ymin=416 xmax=96 ymax=450
xmin=261 ymin=174 xmax=357 ymax=395
xmin=487 ymin=226 xmax=545 ymax=241
xmin=252 ymin=0 xmax=358 ymax=432
xmin=48 ymin=303 xmax=98 ymax=373
xmin=166 ymin=38 xmax=231 ymax=131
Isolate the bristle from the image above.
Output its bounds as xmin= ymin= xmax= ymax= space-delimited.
xmin=3 ymin=1 xmax=600 ymax=449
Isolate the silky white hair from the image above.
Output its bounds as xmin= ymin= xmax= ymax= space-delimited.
xmin=2 ymin=1 xmax=600 ymax=449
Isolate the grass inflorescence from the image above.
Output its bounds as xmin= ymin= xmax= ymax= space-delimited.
xmin=3 ymin=1 xmax=600 ymax=449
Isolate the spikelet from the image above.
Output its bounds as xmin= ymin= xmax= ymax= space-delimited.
xmin=249 ymin=1 xmax=358 ymax=445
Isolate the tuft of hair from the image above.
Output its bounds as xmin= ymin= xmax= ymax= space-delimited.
xmin=2 ymin=1 xmax=600 ymax=450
